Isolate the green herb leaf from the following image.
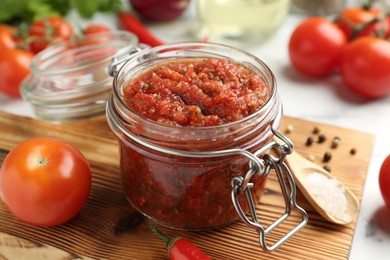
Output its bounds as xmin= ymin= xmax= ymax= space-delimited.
xmin=0 ymin=0 xmax=122 ymax=25
xmin=70 ymin=0 xmax=121 ymax=19
xmin=70 ymin=0 xmax=100 ymax=19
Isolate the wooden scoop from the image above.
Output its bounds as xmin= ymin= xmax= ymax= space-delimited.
xmin=286 ymin=151 xmax=360 ymax=225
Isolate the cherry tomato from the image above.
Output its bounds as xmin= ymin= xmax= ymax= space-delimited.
xmin=0 ymin=48 xmax=33 ymax=97
xmin=0 ymin=138 xmax=92 ymax=227
xmin=379 ymin=155 xmax=390 ymax=210
xmin=29 ymin=16 xmax=74 ymax=54
xmin=340 ymin=37 xmax=390 ymax=99
xmin=77 ymin=24 xmax=114 ymax=51
xmin=288 ymin=17 xmax=348 ymax=77
xmin=84 ymin=24 xmax=111 ymax=35
xmin=0 ymin=25 xmax=32 ymax=97
xmin=336 ymin=7 xmax=388 ymax=40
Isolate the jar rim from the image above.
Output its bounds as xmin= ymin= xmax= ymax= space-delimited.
xmin=112 ymin=42 xmax=278 ymax=132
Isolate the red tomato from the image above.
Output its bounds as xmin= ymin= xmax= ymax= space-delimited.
xmin=340 ymin=37 xmax=390 ymax=99
xmin=0 ymin=48 xmax=33 ymax=97
xmin=84 ymin=24 xmax=111 ymax=35
xmin=336 ymin=7 xmax=388 ymax=40
xmin=29 ymin=16 xmax=74 ymax=54
xmin=0 ymin=25 xmax=18 ymax=51
xmin=0 ymin=138 xmax=92 ymax=227
xmin=288 ymin=17 xmax=348 ymax=77
xmin=379 ymin=155 xmax=390 ymax=210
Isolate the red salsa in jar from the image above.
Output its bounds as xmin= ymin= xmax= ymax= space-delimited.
xmin=117 ymin=57 xmax=273 ymax=229
xmin=122 ymin=58 xmax=268 ymax=126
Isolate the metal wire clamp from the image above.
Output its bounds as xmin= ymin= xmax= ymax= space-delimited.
xmin=231 ymin=126 xmax=308 ymax=252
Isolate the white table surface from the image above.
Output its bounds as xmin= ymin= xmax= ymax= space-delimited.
xmin=1 ymin=2 xmax=390 ymax=259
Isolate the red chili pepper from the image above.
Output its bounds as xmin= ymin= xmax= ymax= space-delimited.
xmin=118 ymin=12 xmax=164 ymax=47
xmin=150 ymin=225 xmax=211 ymax=260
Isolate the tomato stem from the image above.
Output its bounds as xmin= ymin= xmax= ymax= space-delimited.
xmin=363 ymin=0 xmax=372 ymax=10
xmin=42 ymin=18 xmax=56 ymax=41
xmin=337 ymin=13 xmax=387 ymax=40
xmin=36 ymin=157 xmax=47 ymax=166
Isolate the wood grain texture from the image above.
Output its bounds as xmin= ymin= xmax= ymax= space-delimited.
xmin=0 ymin=111 xmax=374 ymax=260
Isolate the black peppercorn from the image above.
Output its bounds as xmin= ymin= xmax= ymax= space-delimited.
xmin=318 ymin=134 xmax=326 ymax=143
xmin=323 ymin=152 xmax=332 ymax=162
xmin=306 ymin=137 xmax=314 ymax=146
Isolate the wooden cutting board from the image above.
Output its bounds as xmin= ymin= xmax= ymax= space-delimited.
xmin=0 ymin=110 xmax=374 ymax=260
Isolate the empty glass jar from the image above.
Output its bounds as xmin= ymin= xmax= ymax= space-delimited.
xmin=21 ymin=31 xmax=138 ymax=122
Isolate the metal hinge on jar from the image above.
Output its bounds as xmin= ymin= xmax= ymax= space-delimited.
xmin=109 ymin=44 xmax=149 ymax=77
xmin=231 ymin=123 xmax=308 ymax=252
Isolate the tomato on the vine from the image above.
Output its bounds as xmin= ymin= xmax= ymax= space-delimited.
xmin=288 ymin=17 xmax=348 ymax=77
xmin=29 ymin=16 xmax=74 ymax=54
xmin=336 ymin=7 xmax=388 ymax=40
xmin=340 ymin=37 xmax=390 ymax=99
xmin=358 ymin=16 xmax=390 ymax=39
xmin=379 ymin=155 xmax=390 ymax=210
xmin=0 ymin=138 xmax=92 ymax=227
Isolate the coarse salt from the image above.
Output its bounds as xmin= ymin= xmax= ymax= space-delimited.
xmin=303 ymin=172 xmax=352 ymax=222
